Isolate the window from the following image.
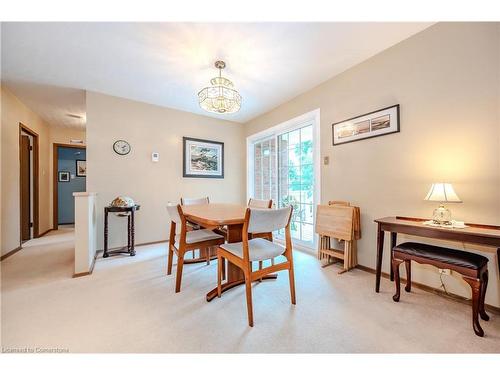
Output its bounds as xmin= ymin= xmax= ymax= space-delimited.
xmin=277 ymin=125 xmax=314 ymax=243
xmin=248 ymin=110 xmax=320 ymax=247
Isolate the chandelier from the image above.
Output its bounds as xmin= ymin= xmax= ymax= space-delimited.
xmin=198 ymin=60 xmax=242 ymax=114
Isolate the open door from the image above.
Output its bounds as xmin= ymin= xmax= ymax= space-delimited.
xmin=19 ymin=123 xmax=39 ymax=242
xmin=20 ymin=134 xmax=31 ymax=241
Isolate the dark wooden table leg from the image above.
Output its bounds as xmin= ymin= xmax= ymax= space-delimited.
xmin=375 ymin=223 xmax=385 ymax=293
xmin=497 ymin=248 xmax=500 ymax=274
xmin=103 ymin=208 xmax=109 ymax=258
xmin=130 ymin=209 xmax=136 ymax=256
xmin=390 ymin=232 xmax=397 ymax=281
xmin=127 ymin=214 xmax=131 ymax=251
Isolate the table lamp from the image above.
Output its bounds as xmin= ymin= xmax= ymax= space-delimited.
xmin=424 ymin=183 xmax=462 ymax=224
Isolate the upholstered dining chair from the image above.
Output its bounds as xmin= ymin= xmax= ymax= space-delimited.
xmin=181 ymin=196 xmax=210 ymax=206
xmin=247 ymin=198 xmax=275 ymax=271
xmin=180 ymin=196 xmax=210 ymax=257
xmin=166 ymin=203 xmax=225 ymax=293
xmin=216 ymin=206 xmax=295 ymax=327
xmin=248 ymin=198 xmax=273 ymax=209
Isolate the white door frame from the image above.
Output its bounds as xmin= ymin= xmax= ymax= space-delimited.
xmin=246 ymin=108 xmax=321 ymax=250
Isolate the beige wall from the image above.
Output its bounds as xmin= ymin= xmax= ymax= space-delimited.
xmin=245 ymin=23 xmax=500 ymax=307
xmin=49 ymin=126 xmax=86 ymax=228
xmin=86 ymin=91 xmax=246 ymax=250
xmin=1 ymin=86 xmax=52 ymax=255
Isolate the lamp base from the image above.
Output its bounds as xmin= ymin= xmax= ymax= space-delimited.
xmin=432 ymin=204 xmax=452 ymax=225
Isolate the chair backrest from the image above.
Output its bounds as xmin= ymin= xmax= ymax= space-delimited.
xmin=248 ymin=198 xmax=273 ymax=209
xmin=328 ymin=200 xmax=350 ymax=206
xmin=181 ymin=196 xmax=209 ymax=206
xmin=166 ymin=203 xmax=183 ymax=224
xmin=247 ymin=206 xmax=292 ymax=234
xmin=315 ymin=204 xmax=354 ymax=241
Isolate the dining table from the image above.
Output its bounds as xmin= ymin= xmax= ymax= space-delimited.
xmin=182 ymin=203 xmax=278 ymax=301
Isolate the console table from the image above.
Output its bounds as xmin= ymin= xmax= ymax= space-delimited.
xmin=373 ymin=216 xmax=500 ymax=293
xmin=103 ymin=205 xmax=140 ymax=258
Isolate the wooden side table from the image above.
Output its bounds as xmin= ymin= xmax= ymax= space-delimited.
xmin=103 ymin=205 xmax=140 ymax=258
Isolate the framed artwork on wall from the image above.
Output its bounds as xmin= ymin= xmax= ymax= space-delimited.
xmin=76 ymin=160 xmax=87 ymax=177
xmin=183 ymin=137 xmax=224 ymax=178
xmin=332 ymin=104 xmax=400 ymax=146
xmin=58 ymin=171 xmax=70 ymax=182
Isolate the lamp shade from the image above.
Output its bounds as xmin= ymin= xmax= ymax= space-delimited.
xmin=424 ymin=183 xmax=462 ymax=203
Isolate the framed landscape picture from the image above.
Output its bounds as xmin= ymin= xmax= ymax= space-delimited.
xmin=332 ymin=104 xmax=400 ymax=146
xmin=183 ymin=137 xmax=224 ymax=178
xmin=76 ymin=160 xmax=86 ymax=177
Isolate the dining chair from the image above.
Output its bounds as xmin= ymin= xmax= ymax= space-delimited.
xmin=180 ymin=196 xmax=210 ymax=257
xmin=181 ymin=196 xmax=210 ymax=205
xmin=216 ymin=206 xmax=295 ymax=327
xmin=166 ymin=203 xmax=225 ymax=293
xmin=247 ymin=198 xmax=274 ymax=270
xmin=248 ymin=198 xmax=273 ymax=209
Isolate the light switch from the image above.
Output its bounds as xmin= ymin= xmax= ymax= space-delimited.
xmin=323 ymin=156 xmax=330 ymax=165
xmin=152 ymin=152 xmax=159 ymax=162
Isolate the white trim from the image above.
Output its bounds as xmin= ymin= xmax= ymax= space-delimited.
xmin=246 ymin=109 xmax=321 ymax=246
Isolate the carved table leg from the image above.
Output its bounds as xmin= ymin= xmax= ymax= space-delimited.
xmin=463 ymin=276 xmax=484 ymax=337
xmin=103 ymin=208 xmax=109 ymax=258
xmin=130 ymin=209 xmax=136 ymax=256
xmin=127 ymin=214 xmax=131 ymax=251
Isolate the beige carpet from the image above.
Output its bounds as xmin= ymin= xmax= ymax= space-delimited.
xmin=1 ymin=228 xmax=499 ymax=353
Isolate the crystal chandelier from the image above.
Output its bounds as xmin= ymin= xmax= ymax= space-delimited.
xmin=198 ymin=60 xmax=242 ymax=114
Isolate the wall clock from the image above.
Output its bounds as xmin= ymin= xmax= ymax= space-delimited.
xmin=113 ymin=140 xmax=131 ymax=155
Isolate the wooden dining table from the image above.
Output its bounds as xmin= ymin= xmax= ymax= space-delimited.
xmin=182 ymin=203 xmax=278 ymax=301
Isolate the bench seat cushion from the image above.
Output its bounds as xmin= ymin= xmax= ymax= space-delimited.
xmin=393 ymin=242 xmax=488 ymax=270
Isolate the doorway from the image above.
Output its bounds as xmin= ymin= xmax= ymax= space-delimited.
xmin=19 ymin=123 xmax=39 ymax=242
xmin=246 ymin=109 xmax=320 ymax=248
xmin=53 ymin=144 xmax=86 ymax=230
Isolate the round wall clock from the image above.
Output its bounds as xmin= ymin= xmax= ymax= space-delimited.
xmin=113 ymin=140 xmax=131 ymax=155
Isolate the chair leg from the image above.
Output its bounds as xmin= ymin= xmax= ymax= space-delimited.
xmin=463 ymin=276 xmax=484 ymax=337
xmin=244 ymin=270 xmax=254 ymax=327
xmin=221 ymin=257 xmax=226 ymax=281
xmin=479 ymin=270 xmax=489 ymax=321
xmin=404 ymin=260 xmax=411 ymax=292
xmin=288 ymin=263 xmax=296 ymax=305
xmin=175 ymin=250 xmax=185 ymax=293
xmin=392 ymin=258 xmax=403 ymax=302
xmin=217 ymin=254 xmax=222 ymax=298
xmin=167 ymin=244 xmax=174 ymax=275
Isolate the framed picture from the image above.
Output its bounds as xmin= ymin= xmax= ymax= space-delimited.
xmin=58 ymin=171 xmax=70 ymax=182
xmin=76 ymin=160 xmax=86 ymax=177
xmin=183 ymin=137 xmax=224 ymax=178
xmin=332 ymin=104 xmax=400 ymax=146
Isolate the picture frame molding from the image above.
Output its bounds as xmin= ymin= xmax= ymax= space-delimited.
xmin=75 ymin=159 xmax=87 ymax=177
xmin=58 ymin=171 xmax=70 ymax=182
xmin=182 ymin=136 xmax=224 ymax=179
xmin=332 ymin=104 xmax=400 ymax=146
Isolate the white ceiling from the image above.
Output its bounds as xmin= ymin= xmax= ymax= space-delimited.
xmin=1 ymin=22 xmax=433 ymax=128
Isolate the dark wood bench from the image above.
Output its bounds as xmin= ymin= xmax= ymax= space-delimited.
xmin=391 ymin=242 xmax=489 ymax=337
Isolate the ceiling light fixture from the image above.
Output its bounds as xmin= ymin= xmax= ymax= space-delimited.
xmin=198 ymin=60 xmax=241 ymax=114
